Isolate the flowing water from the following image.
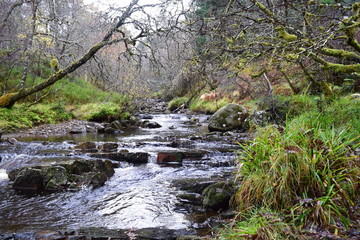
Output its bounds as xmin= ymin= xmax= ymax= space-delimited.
xmin=0 ymin=113 xmax=240 ymax=235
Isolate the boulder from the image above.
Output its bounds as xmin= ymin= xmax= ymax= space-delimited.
xmin=208 ymin=103 xmax=249 ymax=132
xmin=75 ymin=142 xmax=97 ymax=151
xmin=98 ymin=143 xmax=118 ymax=152
xmin=242 ymin=110 xmax=273 ymax=130
xmin=110 ymin=120 xmax=124 ymax=130
xmin=91 ymin=152 xmax=149 ymax=164
xmin=157 ymin=152 xmax=184 ymax=164
xmin=171 ymin=178 xmax=217 ymax=194
xmin=104 ymin=127 xmax=116 ymax=134
xmin=11 ymin=167 xmax=45 ymax=190
xmin=141 ymin=120 xmax=162 ymax=129
xmin=202 ymin=181 xmax=235 ymax=210
xmin=69 ymin=125 xmax=86 ymax=134
xmin=8 ymin=159 xmax=115 ymax=191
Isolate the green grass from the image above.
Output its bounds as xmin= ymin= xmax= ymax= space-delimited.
xmin=222 ymin=95 xmax=360 ymax=238
xmin=217 ymin=208 xmax=297 ymax=239
xmin=189 ymin=98 xmax=230 ymax=114
xmin=0 ymin=65 xmax=130 ymax=132
xmin=168 ymin=96 xmax=189 ymax=111
xmin=54 ymin=78 xmax=128 ymax=105
xmin=73 ymin=102 xmax=130 ymax=122
xmin=0 ymin=104 xmax=73 ymax=132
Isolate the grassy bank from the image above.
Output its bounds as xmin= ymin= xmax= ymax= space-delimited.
xmin=0 ymin=76 xmax=129 ymax=133
xmin=216 ymin=95 xmax=360 ymax=239
xmin=168 ymin=96 xmax=230 ymax=114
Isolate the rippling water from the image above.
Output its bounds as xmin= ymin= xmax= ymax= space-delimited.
xmin=0 ymin=114 xmax=238 ymax=234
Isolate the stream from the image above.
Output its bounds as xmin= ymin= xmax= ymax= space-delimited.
xmin=0 ymin=113 xmax=243 ymax=238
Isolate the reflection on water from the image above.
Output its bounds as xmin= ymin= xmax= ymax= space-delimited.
xmin=0 ymin=114 xmax=237 ymax=234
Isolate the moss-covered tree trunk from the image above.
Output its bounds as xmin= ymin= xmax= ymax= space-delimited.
xmin=0 ymin=0 xmax=139 ymax=108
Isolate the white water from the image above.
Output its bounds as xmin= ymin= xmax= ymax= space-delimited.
xmin=0 ymin=169 xmax=8 ymax=181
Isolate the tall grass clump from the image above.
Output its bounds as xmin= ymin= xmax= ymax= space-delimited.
xmin=234 ymin=96 xmax=359 ymax=235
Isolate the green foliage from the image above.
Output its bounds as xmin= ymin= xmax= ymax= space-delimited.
xmin=0 ymin=104 xmax=73 ymax=132
xmin=276 ymin=94 xmax=318 ymax=119
xmin=168 ymin=96 xmax=189 ymax=111
xmin=320 ymin=0 xmax=335 ymax=4
xmin=235 ymin=96 xmax=360 ymax=231
xmin=189 ymin=97 xmax=229 ymax=114
xmin=54 ymin=78 xmax=128 ymax=105
xmin=73 ymin=103 xmax=126 ymax=122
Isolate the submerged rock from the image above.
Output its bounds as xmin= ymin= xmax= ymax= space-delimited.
xmin=91 ymin=152 xmax=149 ymax=164
xmin=208 ymin=103 xmax=248 ymax=132
xmin=98 ymin=142 xmax=118 ymax=152
xmin=8 ymin=159 xmax=114 ymax=191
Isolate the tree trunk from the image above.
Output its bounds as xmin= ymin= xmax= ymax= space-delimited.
xmin=20 ymin=0 xmax=39 ymax=89
xmin=0 ymin=0 xmax=140 ymax=108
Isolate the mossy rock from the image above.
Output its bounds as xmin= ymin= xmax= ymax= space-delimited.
xmin=242 ymin=110 xmax=273 ymax=130
xmin=202 ymin=181 xmax=235 ymax=210
xmin=9 ymin=159 xmax=115 ymax=191
xmin=208 ymin=103 xmax=249 ymax=132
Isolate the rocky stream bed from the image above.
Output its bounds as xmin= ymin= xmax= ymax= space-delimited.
xmin=0 ymin=100 xmax=250 ymax=240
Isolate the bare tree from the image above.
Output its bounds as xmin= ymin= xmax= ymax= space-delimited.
xmin=0 ymin=0 xmax=187 ymax=108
